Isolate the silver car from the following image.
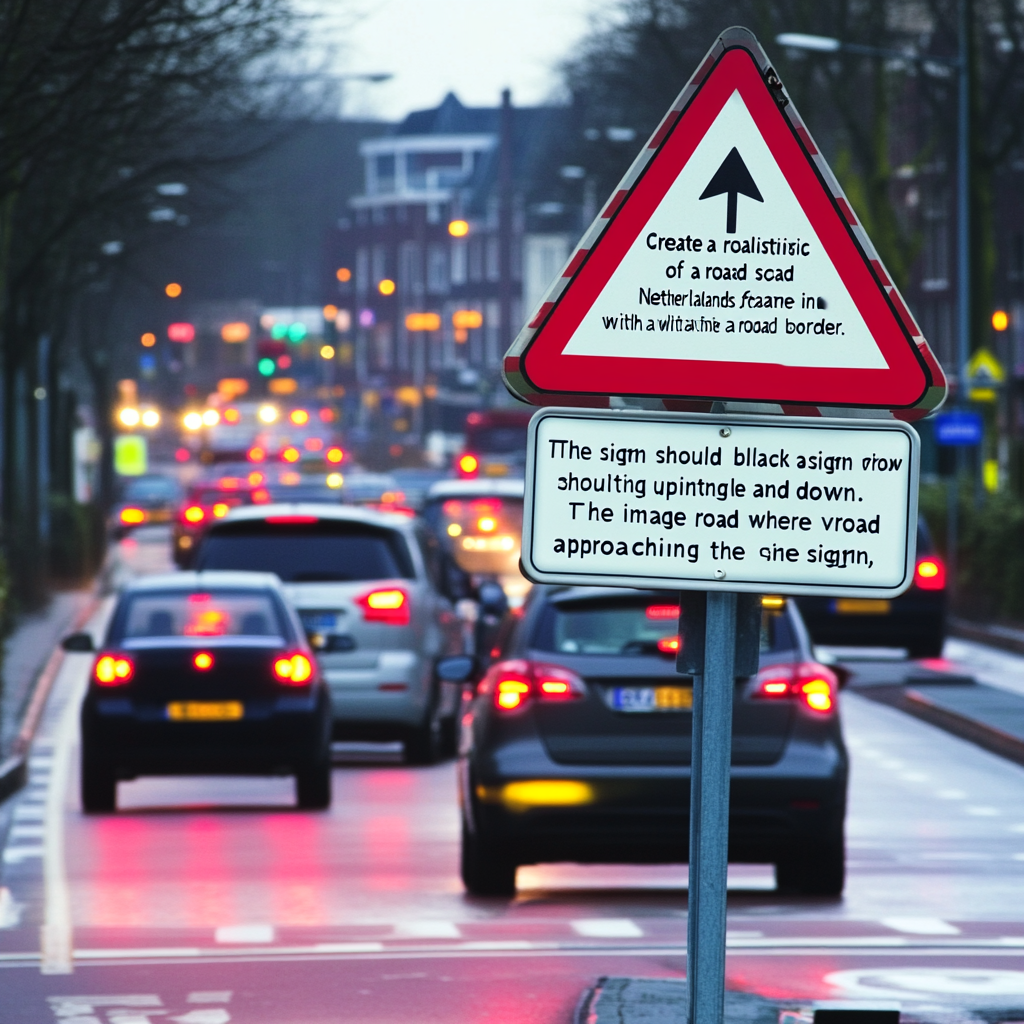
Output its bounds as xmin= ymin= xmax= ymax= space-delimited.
xmin=193 ymin=504 xmax=464 ymax=762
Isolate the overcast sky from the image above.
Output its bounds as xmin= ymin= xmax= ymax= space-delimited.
xmin=301 ymin=0 xmax=604 ymax=121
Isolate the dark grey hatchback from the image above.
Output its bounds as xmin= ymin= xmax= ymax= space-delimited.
xmin=457 ymin=586 xmax=848 ymax=897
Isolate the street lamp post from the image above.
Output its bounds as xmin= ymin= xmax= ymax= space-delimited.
xmin=778 ymin=3 xmax=970 ymax=595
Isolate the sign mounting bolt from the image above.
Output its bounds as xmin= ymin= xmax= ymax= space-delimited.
xmin=714 ymin=569 xmax=726 ymax=579
xmin=720 ymin=427 xmax=731 ymax=437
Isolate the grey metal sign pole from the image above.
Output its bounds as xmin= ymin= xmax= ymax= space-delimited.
xmin=687 ymin=590 xmax=737 ymax=1024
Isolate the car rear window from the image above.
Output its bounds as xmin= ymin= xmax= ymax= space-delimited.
xmin=196 ymin=520 xmax=415 ymax=582
xmin=122 ymin=477 xmax=181 ymax=502
xmin=531 ymin=597 xmax=795 ymax=656
xmin=465 ymin=424 xmax=528 ymax=454
xmin=115 ymin=590 xmax=285 ymax=640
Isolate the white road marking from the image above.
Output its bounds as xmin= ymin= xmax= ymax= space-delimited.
xmin=10 ymin=825 xmax=44 ymax=839
xmin=393 ymin=920 xmax=462 ymax=938
xmin=881 ymin=917 xmax=961 ymax=935
xmin=825 ymin=966 xmax=1024 ymax=996
xmin=937 ymin=788 xmax=967 ymax=799
xmin=170 ymin=1011 xmax=230 ymax=1024
xmin=0 ymin=887 xmax=20 ymax=928
xmin=186 ymin=994 xmax=232 ymax=1004
xmin=40 ymin=668 xmax=87 ymax=975
xmin=571 ymin=918 xmax=644 ymax=938
xmin=13 ymin=804 xmax=44 ymax=820
xmin=966 ymin=806 xmax=1001 ymax=816
xmin=214 ymin=925 xmax=274 ymax=944
xmin=919 ymin=851 xmax=994 ymax=860
xmin=2 ymin=845 xmax=43 ymax=863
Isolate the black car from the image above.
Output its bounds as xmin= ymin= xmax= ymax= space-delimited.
xmin=66 ymin=571 xmax=332 ymax=813
xmin=451 ymin=587 xmax=847 ymax=897
xmin=111 ymin=473 xmax=183 ymax=538
xmin=795 ymin=516 xmax=946 ymax=657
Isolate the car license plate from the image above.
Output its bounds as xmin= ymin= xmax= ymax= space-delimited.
xmin=483 ymin=462 xmax=509 ymax=477
xmin=167 ymin=701 xmax=243 ymax=721
xmin=833 ymin=599 xmax=891 ymax=615
xmin=611 ymin=686 xmax=692 ymax=712
xmin=300 ymin=611 xmax=339 ymax=631
xmin=150 ymin=509 xmax=172 ymax=522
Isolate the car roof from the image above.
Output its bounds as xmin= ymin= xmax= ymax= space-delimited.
xmin=217 ymin=501 xmax=417 ymax=532
xmin=426 ymin=479 xmax=525 ymax=500
xmin=120 ymin=570 xmax=285 ymax=593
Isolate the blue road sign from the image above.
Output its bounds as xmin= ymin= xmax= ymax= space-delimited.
xmin=934 ymin=411 xmax=983 ymax=446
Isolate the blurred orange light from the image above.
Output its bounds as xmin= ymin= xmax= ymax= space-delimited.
xmin=252 ymin=488 xmax=271 ymax=503
xmin=452 ymin=309 xmax=484 ymax=330
xmin=247 ymin=471 xmax=264 ymax=485
xmin=378 ymin=278 xmax=396 ymax=296
xmin=405 ymin=312 xmax=441 ymax=331
xmin=141 ymin=332 xmax=156 ymax=347
xmin=184 ymin=505 xmax=205 ymax=524
xmin=304 ymin=437 xmax=323 ymax=451
xmin=193 ymin=651 xmax=214 ymax=671
xmin=222 ymin=407 xmax=241 ymax=424
xmin=120 ymin=507 xmax=146 ymax=525
xmin=336 ymin=267 xmax=352 ymax=282
xmin=448 ymin=220 xmax=469 ymax=237
xmin=993 ymin=309 xmax=1010 ymax=331
xmin=458 ymin=453 xmax=479 ymax=477
xmin=220 ymin=322 xmax=250 ymax=343
xmin=281 ymin=447 xmax=301 ymax=463
xmin=165 ymin=282 xmax=182 ymax=298
xmin=289 ymin=409 xmax=309 ymax=425
xmin=318 ymin=407 xmax=335 ymax=422
xmin=212 ymin=503 xmax=229 ymax=518
xmin=326 ymin=447 xmax=344 ymax=464
xmin=247 ymin=446 xmax=266 ymax=463
xmin=323 ymin=304 xmax=339 ymax=320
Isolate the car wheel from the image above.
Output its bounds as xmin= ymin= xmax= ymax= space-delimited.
xmin=438 ymin=714 xmax=459 ymax=760
xmin=460 ymin=822 xmax=517 ymax=897
xmin=775 ymin=835 xmax=845 ymax=896
xmin=81 ymin=754 xmax=117 ymax=814
xmin=295 ymin=758 xmax=332 ymax=810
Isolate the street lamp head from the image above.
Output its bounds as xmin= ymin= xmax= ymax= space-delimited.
xmin=776 ymin=33 xmax=841 ymax=53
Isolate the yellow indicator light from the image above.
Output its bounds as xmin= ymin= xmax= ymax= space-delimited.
xmin=500 ymin=780 xmax=594 ymax=811
xmin=761 ymin=596 xmax=785 ymax=608
xmin=447 ymin=523 xmax=462 ymax=537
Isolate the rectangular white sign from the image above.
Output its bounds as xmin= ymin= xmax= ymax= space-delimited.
xmin=522 ymin=409 xmax=920 ymax=597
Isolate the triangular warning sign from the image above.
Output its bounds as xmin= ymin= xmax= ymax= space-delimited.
xmin=504 ymin=28 xmax=946 ymax=415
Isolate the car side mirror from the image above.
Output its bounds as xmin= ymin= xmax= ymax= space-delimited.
xmin=437 ymin=655 xmax=476 ymax=683
xmin=61 ymin=632 xmax=94 ymax=652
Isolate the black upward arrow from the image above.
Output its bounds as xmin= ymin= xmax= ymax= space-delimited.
xmin=699 ymin=147 xmax=763 ymax=234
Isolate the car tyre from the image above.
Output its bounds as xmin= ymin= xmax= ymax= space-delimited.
xmin=295 ymin=758 xmax=332 ymax=810
xmin=80 ymin=753 xmax=117 ymax=814
xmin=775 ymin=835 xmax=845 ymax=896
xmin=405 ymin=711 xmax=443 ymax=765
xmin=460 ymin=822 xmax=517 ymax=897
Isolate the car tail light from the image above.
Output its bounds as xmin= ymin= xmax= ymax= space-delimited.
xmin=357 ymin=588 xmax=409 ymax=625
xmin=479 ymin=659 xmax=586 ymax=711
xmin=182 ymin=505 xmax=205 ymax=524
xmin=251 ymin=488 xmax=271 ymax=503
xmin=326 ymin=447 xmax=344 ymax=464
xmin=94 ymin=653 xmax=134 ymax=686
xmin=657 ymin=635 xmax=681 ymax=655
xmin=304 ymin=437 xmax=323 ymax=452
xmin=752 ymin=661 xmax=837 ymax=714
xmin=457 ymin=453 xmax=479 ymax=478
xmin=193 ymin=651 xmax=214 ymax=671
xmin=265 ymin=514 xmax=319 ymax=524
xmin=119 ymin=507 xmax=146 ymax=525
xmin=273 ymin=652 xmax=314 ymax=685
xmin=212 ymin=503 xmax=229 ymax=518
xmin=915 ymin=555 xmax=946 ymax=590
xmin=290 ymin=409 xmax=309 ymax=425
xmin=247 ymin=446 xmax=266 ymax=463
xmin=281 ymin=446 xmax=301 ymax=463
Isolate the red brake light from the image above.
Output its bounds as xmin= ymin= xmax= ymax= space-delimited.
xmin=357 ymin=588 xmax=410 ymax=625
xmin=480 ymin=659 xmax=585 ymax=711
xmin=273 ymin=652 xmax=314 ymax=685
xmin=657 ymin=635 xmax=681 ymax=654
xmin=326 ymin=447 xmax=344 ymax=464
xmin=752 ymin=662 xmax=837 ymax=713
xmin=264 ymin=515 xmax=319 ymax=524
xmin=457 ymin=453 xmax=479 ymax=478
xmin=183 ymin=505 xmax=205 ymax=524
xmin=120 ymin=507 xmax=146 ymax=525
xmin=304 ymin=437 xmax=323 ymax=451
xmin=915 ymin=556 xmax=946 ymax=590
xmin=251 ymin=488 xmax=271 ymax=503
xmin=193 ymin=651 xmax=214 ymax=671
xmin=247 ymin=446 xmax=266 ymax=463
xmin=94 ymin=653 xmax=134 ymax=686
xmin=646 ymin=605 xmax=679 ymax=620
xmin=281 ymin=446 xmax=301 ymax=463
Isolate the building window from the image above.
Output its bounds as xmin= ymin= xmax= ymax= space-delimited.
xmin=372 ymin=206 xmax=388 ymax=225
xmin=399 ymin=241 xmax=423 ymax=296
xmin=451 ymin=240 xmax=467 ymax=285
xmin=427 ymin=243 xmax=448 ymax=294
xmin=486 ymin=237 xmax=500 ymax=281
xmin=485 ymin=300 xmax=501 ymax=366
xmin=921 ymin=207 xmax=949 ymax=291
xmin=372 ymin=245 xmax=388 ymax=286
xmin=468 ymin=238 xmax=483 ymax=282
xmin=375 ymin=154 xmax=396 ymax=193
xmin=356 ymin=248 xmax=370 ymax=295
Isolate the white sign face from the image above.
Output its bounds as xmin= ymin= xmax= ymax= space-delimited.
xmin=561 ymin=90 xmax=888 ymax=371
xmin=523 ymin=409 xmax=920 ymax=597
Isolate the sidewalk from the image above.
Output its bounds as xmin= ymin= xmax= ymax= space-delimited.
xmin=0 ymin=590 xmax=94 ymax=761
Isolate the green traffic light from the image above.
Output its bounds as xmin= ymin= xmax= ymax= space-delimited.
xmin=257 ymin=357 xmax=275 ymax=376
xmin=287 ymin=322 xmax=307 ymax=342
xmin=270 ymin=324 xmax=288 ymax=340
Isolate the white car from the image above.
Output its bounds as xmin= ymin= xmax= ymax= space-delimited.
xmin=193 ymin=504 xmax=464 ymax=762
